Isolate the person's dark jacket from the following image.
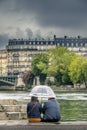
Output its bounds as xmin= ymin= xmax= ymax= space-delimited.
xmin=27 ymin=101 xmax=42 ymax=118
xmin=42 ymin=98 xmax=61 ymax=121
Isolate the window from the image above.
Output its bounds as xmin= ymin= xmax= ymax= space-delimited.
xmin=41 ymin=42 xmax=43 ymax=45
xmin=46 ymin=42 xmax=48 ymax=45
xmin=80 ymin=43 xmax=83 ymax=47
xmin=67 ymin=43 xmax=69 ymax=47
xmin=57 ymin=43 xmax=60 ymax=46
xmin=76 ymin=43 xmax=78 ymax=47
xmin=62 ymin=43 xmax=64 ymax=46
xmin=85 ymin=43 xmax=87 ymax=47
xmin=51 ymin=42 xmax=53 ymax=44
xmin=71 ymin=43 xmax=74 ymax=47
xmin=33 ymin=42 xmax=35 ymax=45
xmin=24 ymin=41 xmax=26 ymax=45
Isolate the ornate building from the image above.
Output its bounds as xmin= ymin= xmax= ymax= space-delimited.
xmin=0 ymin=35 xmax=87 ymax=75
xmin=0 ymin=50 xmax=7 ymax=75
xmin=54 ymin=35 xmax=87 ymax=56
xmin=6 ymin=38 xmax=55 ymax=75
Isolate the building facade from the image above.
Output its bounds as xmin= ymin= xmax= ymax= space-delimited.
xmin=0 ymin=35 xmax=87 ymax=75
xmin=6 ymin=39 xmax=55 ymax=75
xmin=0 ymin=50 xmax=7 ymax=75
xmin=54 ymin=35 xmax=87 ymax=56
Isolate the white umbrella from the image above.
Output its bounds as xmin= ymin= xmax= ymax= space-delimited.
xmin=29 ymin=85 xmax=56 ymax=98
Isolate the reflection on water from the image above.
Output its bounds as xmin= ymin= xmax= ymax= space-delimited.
xmin=0 ymin=91 xmax=87 ymax=121
xmin=59 ymin=99 xmax=87 ymax=121
xmin=56 ymin=93 xmax=87 ymax=100
xmin=0 ymin=91 xmax=30 ymax=100
xmin=0 ymin=91 xmax=87 ymax=100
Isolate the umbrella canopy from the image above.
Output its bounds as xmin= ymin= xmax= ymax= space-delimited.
xmin=29 ymin=85 xmax=56 ymax=98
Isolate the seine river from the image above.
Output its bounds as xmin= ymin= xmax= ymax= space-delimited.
xmin=0 ymin=91 xmax=87 ymax=121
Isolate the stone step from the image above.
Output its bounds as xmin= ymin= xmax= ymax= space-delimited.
xmin=0 ymin=99 xmax=28 ymax=120
xmin=17 ymin=99 xmax=29 ymax=105
xmin=0 ymin=112 xmax=7 ymax=120
xmin=2 ymin=105 xmax=27 ymax=112
xmin=7 ymin=112 xmax=27 ymax=120
xmin=0 ymin=99 xmax=17 ymax=105
xmin=0 ymin=99 xmax=29 ymax=105
xmin=0 ymin=105 xmax=3 ymax=112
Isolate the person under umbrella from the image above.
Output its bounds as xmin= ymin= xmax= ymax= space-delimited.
xmin=29 ymin=85 xmax=56 ymax=98
xmin=41 ymin=96 xmax=61 ymax=122
xmin=27 ymin=95 xmax=42 ymax=122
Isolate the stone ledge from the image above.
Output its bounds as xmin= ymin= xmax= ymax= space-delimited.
xmin=0 ymin=120 xmax=87 ymax=126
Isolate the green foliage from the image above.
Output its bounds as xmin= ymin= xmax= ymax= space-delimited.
xmin=26 ymin=84 xmax=32 ymax=90
xmin=45 ymin=78 xmax=54 ymax=86
xmin=31 ymin=53 xmax=49 ymax=84
xmin=47 ymin=47 xmax=68 ymax=74
xmin=47 ymin=47 xmax=75 ymax=86
xmin=69 ymin=56 xmax=87 ymax=86
xmin=31 ymin=46 xmax=87 ymax=87
xmin=54 ymin=72 xmax=63 ymax=86
xmin=39 ymin=73 xmax=47 ymax=85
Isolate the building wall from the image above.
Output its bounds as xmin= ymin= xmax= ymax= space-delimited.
xmin=6 ymin=39 xmax=55 ymax=75
xmin=54 ymin=35 xmax=87 ymax=56
xmin=0 ymin=36 xmax=87 ymax=75
xmin=0 ymin=50 xmax=7 ymax=75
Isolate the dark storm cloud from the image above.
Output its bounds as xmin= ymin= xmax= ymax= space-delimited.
xmin=0 ymin=0 xmax=87 ymax=49
xmin=0 ymin=34 xmax=9 ymax=49
xmin=26 ymin=28 xmax=33 ymax=39
xmin=0 ymin=0 xmax=87 ymax=29
xmin=2 ymin=0 xmax=86 ymax=29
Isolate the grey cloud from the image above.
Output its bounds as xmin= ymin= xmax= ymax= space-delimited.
xmin=35 ymin=30 xmax=42 ymax=39
xmin=0 ymin=0 xmax=87 ymax=29
xmin=26 ymin=28 xmax=33 ymax=39
xmin=0 ymin=33 xmax=9 ymax=49
xmin=0 ymin=0 xmax=87 ymax=45
xmin=6 ymin=0 xmax=87 ymax=29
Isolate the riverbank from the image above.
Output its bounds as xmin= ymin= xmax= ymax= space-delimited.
xmin=0 ymin=120 xmax=87 ymax=130
xmin=0 ymin=120 xmax=87 ymax=126
xmin=0 ymin=91 xmax=87 ymax=121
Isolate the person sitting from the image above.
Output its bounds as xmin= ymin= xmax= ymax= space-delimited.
xmin=41 ymin=96 xmax=61 ymax=122
xmin=27 ymin=96 xmax=42 ymax=122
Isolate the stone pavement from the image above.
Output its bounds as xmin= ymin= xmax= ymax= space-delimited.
xmin=0 ymin=120 xmax=87 ymax=130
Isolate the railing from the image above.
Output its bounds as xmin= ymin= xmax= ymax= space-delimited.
xmin=0 ymin=75 xmax=18 ymax=86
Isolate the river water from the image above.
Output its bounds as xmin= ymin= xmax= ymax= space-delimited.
xmin=0 ymin=91 xmax=87 ymax=121
xmin=0 ymin=91 xmax=87 ymax=100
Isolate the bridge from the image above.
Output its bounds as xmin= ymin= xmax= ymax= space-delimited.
xmin=0 ymin=75 xmax=18 ymax=86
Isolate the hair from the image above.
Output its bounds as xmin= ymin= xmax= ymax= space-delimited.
xmin=31 ymin=96 xmax=38 ymax=102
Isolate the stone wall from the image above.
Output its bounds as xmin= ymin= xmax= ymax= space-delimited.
xmin=0 ymin=99 xmax=28 ymax=120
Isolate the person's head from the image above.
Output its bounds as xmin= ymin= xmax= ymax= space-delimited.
xmin=31 ymin=96 xmax=38 ymax=102
xmin=48 ymin=96 xmax=55 ymax=100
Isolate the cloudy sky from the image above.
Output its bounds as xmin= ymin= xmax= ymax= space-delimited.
xmin=0 ymin=0 xmax=87 ymax=48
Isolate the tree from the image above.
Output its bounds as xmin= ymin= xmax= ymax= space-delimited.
xmin=31 ymin=53 xmax=49 ymax=84
xmin=48 ymin=46 xmax=68 ymax=75
xmin=69 ymin=56 xmax=87 ymax=88
xmin=47 ymin=46 xmax=75 ymax=86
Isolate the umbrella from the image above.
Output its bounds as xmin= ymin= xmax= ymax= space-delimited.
xmin=29 ymin=85 xmax=56 ymax=98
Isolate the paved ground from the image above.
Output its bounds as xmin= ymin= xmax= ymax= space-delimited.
xmin=0 ymin=120 xmax=87 ymax=130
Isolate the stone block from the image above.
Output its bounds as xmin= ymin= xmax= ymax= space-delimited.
xmin=20 ymin=105 xmax=26 ymax=112
xmin=0 ymin=99 xmax=17 ymax=105
xmin=0 ymin=112 xmax=7 ymax=120
xmin=3 ymin=105 xmax=21 ymax=112
xmin=7 ymin=112 xmax=20 ymax=120
xmin=19 ymin=112 xmax=27 ymax=119
xmin=0 ymin=105 xmax=3 ymax=112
